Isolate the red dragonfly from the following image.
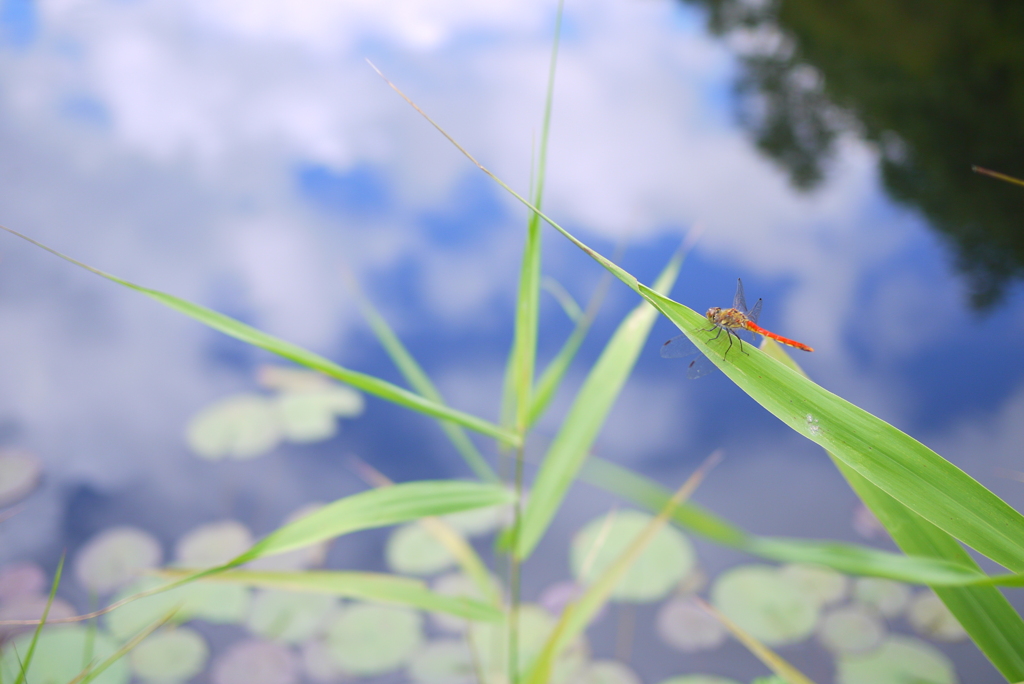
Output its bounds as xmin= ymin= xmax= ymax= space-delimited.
xmin=660 ymin=278 xmax=813 ymax=379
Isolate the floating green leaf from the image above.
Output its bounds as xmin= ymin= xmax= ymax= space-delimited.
xmin=0 ymin=626 xmax=129 ymax=684
xmin=75 ymin=526 xmax=162 ymax=595
xmin=129 ymin=627 xmax=209 ymax=683
xmin=106 ymin=577 xmax=250 ymax=640
xmin=408 ymin=639 xmax=476 ymax=684
xmin=656 ymin=596 xmax=727 ymax=652
xmin=907 ymin=591 xmax=968 ymax=642
xmin=175 ymin=520 xmax=254 ymax=568
xmin=779 ymin=564 xmax=848 ymax=606
xmin=576 ymin=660 xmax=641 ymax=684
xmin=817 ymin=606 xmax=885 ymax=654
xmin=571 ymin=510 xmax=695 ymax=603
xmin=429 ymin=572 xmax=491 ymax=632
xmin=326 ymin=603 xmax=423 ymax=675
xmin=386 ymin=523 xmax=457 ymax=576
xmin=836 ymin=635 xmax=957 ymax=684
xmin=246 ymin=589 xmax=338 ymax=643
xmin=852 ymin=578 xmax=910 ymax=618
xmin=276 ymin=386 xmax=363 ymax=443
xmin=711 ymin=564 xmax=819 ymax=646
xmin=186 ymin=394 xmax=282 ymax=460
xmin=469 ymin=604 xmax=586 ymax=684
xmin=654 ymin=677 xmax=742 ymax=684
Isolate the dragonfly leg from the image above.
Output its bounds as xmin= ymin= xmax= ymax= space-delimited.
xmin=737 ymin=335 xmax=749 ymax=356
xmin=723 ymin=330 xmax=734 ymax=357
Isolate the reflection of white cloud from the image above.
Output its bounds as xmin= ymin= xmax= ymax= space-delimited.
xmin=0 ymin=0 xmax=976 ymax=567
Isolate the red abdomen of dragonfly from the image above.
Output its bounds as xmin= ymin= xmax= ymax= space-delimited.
xmin=743 ymin=321 xmax=815 ymax=352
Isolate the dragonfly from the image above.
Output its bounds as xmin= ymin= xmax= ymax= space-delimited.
xmin=660 ymin=278 xmax=814 ymax=379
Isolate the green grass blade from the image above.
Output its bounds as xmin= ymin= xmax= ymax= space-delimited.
xmin=579 ymin=456 xmax=996 ymax=585
xmin=541 ymin=276 xmax=583 ymax=322
xmin=12 ymin=554 xmax=64 ymax=684
xmin=526 ymin=454 xmax=719 ymax=684
xmin=382 ymin=76 xmax=1024 ymax=573
xmin=639 ymin=286 xmax=1024 ymax=572
xmin=346 ymin=277 xmax=500 ymax=481
xmin=695 ymin=597 xmax=817 ymax=684
xmin=506 ymin=0 xmax=562 ymax=434
xmin=515 ymin=246 xmax=687 ymax=560
xmin=158 ymin=569 xmax=502 ymax=622
xmin=73 ymin=608 xmax=178 ymax=684
xmin=528 ymin=270 xmax=613 ymax=428
xmin=233 ymin=480 xmax=515 ymax=564
xmin=842 ymin=462 xmax=1024 ymax=678
xmin=765 ymin=338 xmax=1024 ymax=677
xmin=0 ymin=226 xmax=518 ymax=447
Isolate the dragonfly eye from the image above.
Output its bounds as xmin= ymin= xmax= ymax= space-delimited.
xmin=705 ymin=307 xmax=720 ymax=321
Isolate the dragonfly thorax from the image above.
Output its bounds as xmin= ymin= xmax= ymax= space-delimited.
xmin=707 ymin=306 xmax=749 ymax=330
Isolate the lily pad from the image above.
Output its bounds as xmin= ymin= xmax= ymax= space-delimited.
xmin=0 ymin=449 xmax=42 ymax=507
xmin=211 ymin=638 xmax=299 ymax=684
xmin=276 ymin=387 xmax=363 ymax=443
xmin=440 ymin=503 xmax=508 ymax=537
xmin=130 ymin=627 xmax=209 ymax=683
xmin=817 ymin=605 xmax=885 ymax=654
xmin=656 ymin=595 xmax=727 ymax=652
xmin=106 ymin=577 xmax=250 ymax=640
xmin=326 ymin=603 xmax=423 ymax=675
xmin=186 ymin=394 xmax=281 ymax=460
xmin=654 ymin=677 xmax=742 ymax=684
xmin=0 ymin=561 xmax=46 ymax=600
xmin=175 ymin=520 xmax=253 ymax=568
xmin=247 ymin=503 xmax=330 ymax=571
xmin=247 ymin=589 xmax=338 ymax=643
xmin=0 ymin=625 xmax=128 ymax=684
xmin=710 ymin=564 xmax=819 ymax=646
xmin=302 ymin=638 xmax=348 ymax=682
xmin=907 ymin=591 xmax=967 ymax=642
xmin=571 ymin=510 xmax=695 ymax=603
xmin=852 ymin=578 xmax=910 ymax=618
xmin=779 ymin=564 xmax=848 ymax=606
xmin=386 ymin=523 xmax=457 ymax=576
xmin=578 ymin=660 xmax=642 ymax=684
xmin=74 ymin=526 xmax=162 ymax=594
xmin=408 ymin=639 xmax=476 ymax=684
xmin=430 ymin=572 xmax=487 ymax=633
xmin=469 ymin=604 xmax=587 ymax=684
xmin=836 ymin=635 xmax=957 ymax=684
xmin=0 ymin=594 xmax=76 ymax=640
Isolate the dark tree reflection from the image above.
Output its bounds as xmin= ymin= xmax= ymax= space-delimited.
xmin=682 ymin=0 xmax=1024 ymax=307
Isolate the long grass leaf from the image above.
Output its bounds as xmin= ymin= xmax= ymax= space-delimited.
xmin=525 ymin=453 xmax=720 ymax=684
xmin=515 ymin=245 xmax=687 ymax=560
xmin=345 ymin=275 xmax=500 ymax=481
xmin=379 ymin=71 xmax=1024 ymax=572
xmin=0 ymin=226 xmax=519 ymax=446
xmin=157 ymin=569 xmax=502 ymax=621
xmin=72 ymin=608 xmax=178 ymax=684
xmin=12 ymin=554 xmax=64 ymax=684
xmin=579 ymin=455 xmax=997 ymax=585
xmin=233 ymin=480 xmax=514 ymax=564
xmin=764 ymin=338 xmax=1024 ymax=677
xmin=528 ymin=269 xmax=613 ymax=428
xmin=639 ymin=285 xmax=1024 ymax=571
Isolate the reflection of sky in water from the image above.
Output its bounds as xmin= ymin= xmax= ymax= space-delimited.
xmin=0 ymin=0 xmax=1022 ymax=681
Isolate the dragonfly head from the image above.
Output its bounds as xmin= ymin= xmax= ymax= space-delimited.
xmin=705 ymin=307 xmax=721 ymax=323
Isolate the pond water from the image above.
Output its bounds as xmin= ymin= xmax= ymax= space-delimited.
xmin=0 ymin=0 xmax=1023 ymax=682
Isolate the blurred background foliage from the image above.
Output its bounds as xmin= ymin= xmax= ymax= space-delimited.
xmin=679 ymin=0 xmax=1024 ymax=307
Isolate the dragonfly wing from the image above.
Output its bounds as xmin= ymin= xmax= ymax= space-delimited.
xmin=686 ymin=354 xmax=718 ymax=379
xmin=747 ymin=298 xmax=763 ymax=325
xmin=733 ymin=278 xmax=747 ymax=313
xmin=660 ymin=334 xmax=700 ymax=359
